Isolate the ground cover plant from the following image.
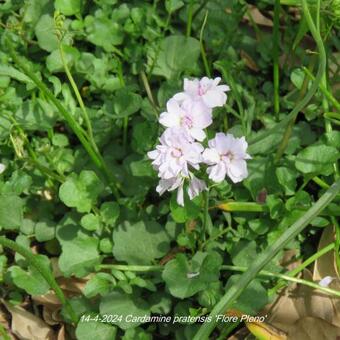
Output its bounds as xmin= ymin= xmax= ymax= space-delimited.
xmin=0 ymin=0 xmax=340 ymax=339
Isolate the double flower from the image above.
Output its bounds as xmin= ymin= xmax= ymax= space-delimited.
xmin=148 ymin=77 xmax=251 ymax=206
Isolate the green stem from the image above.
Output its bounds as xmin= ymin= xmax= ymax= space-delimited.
xmin=140 ymin=71 xmax=159 ymax=116
xmin=199 ymin=11 xmax=211 ymax=78
xmin=186 ymin=0 xmax=194 ymax=37
xmin=99 ymin=258 xmax=340 ymax=298
xmin=220 ymin=264 xmax=340 ymax=298
xmin=193 ymin=178 xmax=340 ymax=339
xmin=248 ymin=0 xmax=326 ymax=152
xmin=274 ymin=57 xmax=314 ymax=162
xmin=203 ymin=188 xmax=210 ymax=242
xmin=99 ymin=264 xmax=162 ymax=272
xmin=302 ymin=67 xmax=340 ymax=112
xmin=0 ymin=236 xmax=77 ymax=323
xmin=58 ymin=43 xmax=94 ymax=143
xmin=269 ymin=242 xmax=335 ymax=295
xmin=7 ymin=40 xmax=120 ymax=199
xmin=273 ymin=0 xmax=281 ymax=118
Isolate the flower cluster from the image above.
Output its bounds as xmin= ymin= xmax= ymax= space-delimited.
xmin=148 ymin=77 xmax=251 ymax=206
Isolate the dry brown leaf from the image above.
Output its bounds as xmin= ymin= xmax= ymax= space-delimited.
xmin=287 ymin=316 xmax=340 ymax=340
xmin=247 ymin=5 xmax=273 ymax=27
xmin=313 ymin=225 xmax=339 ymax=281
xmin=266 ymin=290 xmax=302 ymax=331
xmin=57 ymin=325 xmax=65 ymax=340
xmin=240 ymin=50 xmax=259 ymax=72
xmin=293 ymin=269 xmax=335 ymax=325
xmin=2 ymin=300 xmax=55 ymax=340
xmin=42 ymin=306 xmax=63 ymax=326
xmin=33 ymin=292 xmax=60 ymax=308
xmin=227 ymin=327 xmax=249 ymax=340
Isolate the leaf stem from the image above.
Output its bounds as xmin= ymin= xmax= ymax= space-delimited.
xmin=199 ymin=11 xmax=211 ymax=78
xmin=249 ymin=0 xmax=326 ymax=151
xmin=58 ymin=43 xmax=94 ymax=143
xmin=193 ymin=177 xmax=340 ymax=339
xmin=269 ymin=242 xmax=335 ymax=295
xmin=220 ymin=264 xmax=340 ymax=298
xmin=273 ymin=0 xmax=281 ymax=118
xmin=186 ymin=0 xmax=194 ymax=37
xmin=0 ymin=236 xmax=77 ymax=323
xmin=6 ymin=39 xmax=120 ymax=199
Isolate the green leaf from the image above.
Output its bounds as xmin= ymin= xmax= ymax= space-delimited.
xmin=0 ymin=65 xmax=33 ymax=84
xmin=100 ymin=202 xmax=120 ymax=227
xmin=76 ymin=320 xmax=117 ymax=340
xmin=326 ymin=131 xmax=340 ymax=148
xmin=85 ymin=13 xmax=124 ymax=51
xmin=170 ymin=192 xmax=202 ymax=223
xmin=295 ymin=144 xmax=339 ymax=174
xmin=230 ymin=240 xmax=257 ymax=267
xmin=151 ymin=35 xmax=200 ymax=79
xmin=81 ymin=213 xmax=101 ymax=231
xmin=35 ymin=220 xmax=56 ymax=242
xmin=35 ymin=14 xmax=59 ymax=52
xmin=84 ymin=273 xmax=114 ymax=298
xmin=59 ymin=170 xmax=104 ymax=213
xmin=100 ymin=291 xmax=150 ymax=330
xmin=58 ymin=236 xmax=100 ymax=277
xmin=113 ymin=89 xmax=142 ymax=118
xmin=165 ymin=0 xmax=184 ymax=13
xmin=275 ymin=166 xmax=298 ymax=195
xmin=112 ymin=220 xmax=170 ymax=265
xmin=0 ymin=195 xmax=23 ymax=230
xmin=162 ymin=252 xmax=222 ymax=299
xmin=9 ymin=255 xmax=50 ymax=296
xmin=15 ymin=98 xmax=57 ymax=131
xmin=225 ymin=275 xmax=268 ymax=314
xmin=55 ymin=0 xmax=81 ymax=16
xmin=46 ymin=45 xmax=80 ymax=73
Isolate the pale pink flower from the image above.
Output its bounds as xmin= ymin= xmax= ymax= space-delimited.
xmin=319 ymin=276 xmax=334 ymax=287
xmin=174 ymin=77 xmax=230 ymax=109
xmin=155 ymin=174 xmax=207 ymax=206
xmin=147 ymin=128 xmax=204 ymax=180
xmin=159 ymin=99 xmax=212 ymax=142
xmin=188 ymin=176 xmax=207 ymax=200
xmin=203 ymin=133 xmax=251 ymax=183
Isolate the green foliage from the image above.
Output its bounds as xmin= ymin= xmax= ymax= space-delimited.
xmin=112 ymin=220 xmax=171 ymax=265
xmin=162 ymin=252 xmax=222 ymax=299
xmin=59 ymin=170 xmax=104 ymax=213
xmin=0 ymin=0 xmax=339 ymax=339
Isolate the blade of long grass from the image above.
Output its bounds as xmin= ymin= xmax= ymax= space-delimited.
xmin=0 ymin=236 xmax=77 ymax=323
xmin=193 ymin=177 xmax=340 ymax=339
xmin=6 ymin=38 xmax=120 ymax=199
xmin=273 ymin=0 xmax=281 ymax=118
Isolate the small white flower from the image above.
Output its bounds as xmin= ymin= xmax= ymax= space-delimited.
xmin=147 ymin=128 xmax=204 ymax=180
xmin=319 ymin=276 xmax=334 ymax=287
xmin=188 ymin=175 xmax=207 ymax=200
xmin=159 ymin=98 xmax=212 ymax=142
xmin=203 ymin=132 xmax=251 ymax=183
xmin=155 ymin=173 xmax=207 ymax=206
xmin=174 ymin=77 xmax=230 ymax=109
xmin=0 ymin=163 xmax=6 ymax=174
